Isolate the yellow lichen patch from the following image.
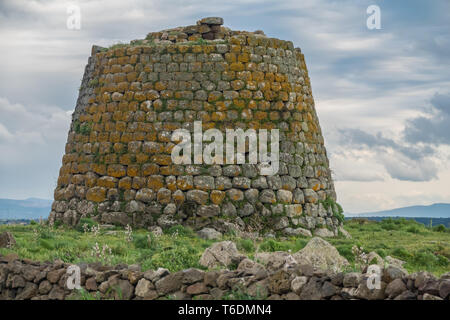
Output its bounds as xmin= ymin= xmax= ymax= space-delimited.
xmin=97 ymin=176 xmax=118 ymax=188
xmin=147 ymin=175 xmax=164 ymax=190
xmin=176 ymin=177 xmax=194 ymax=191
xmin=86 ymin=187 xmax=106 ymax=202
xmin=127 ymin=164 xmax=140 ymax=177
xmin=92 ymin=164 xmax=107 ymax=175
xmin=211 ymin=112 xmax=226 ymax=121
xmin=151 ymin=154 xmax=172 ymax=166
xmin=210 ymin=190 xmax=225 ymax=205
xmin=107 ymin=164 xmax=126 ymax=178
xmin=119 ymin=154 xmax=133 ymax=165
xmin=254 ymin=111 xmax=267 ymax=120
xmin=142 ymin=163 xmax=159 ymax=176
xmin=118 ymin=177 xmax=132 ymax=190
xmin=230 ymin=62 xmax=244 ymax=72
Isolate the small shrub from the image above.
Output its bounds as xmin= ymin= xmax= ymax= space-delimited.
xmin=133 ymin=234 xmax=150 ymax=249
xmin=391 ymin=247 xmax=411 ymax=260
xmin=406 ymin=226 xmax=421 ymax=234
xmin=79 ymin=122 xmax=92 ymax=135
xmin=165 ymin=225 xmax=195 ymax=237
xmin=432 ymin=224 xmax=447 ymax=233
xmin=259 ymin=239 xmax=290 ymax=252
xmin=76 ymin=218 xmax=97 ymax=232
xmin=336 ymin=244 xmax=354 ymax=262
xmin=237 ymin=239 xmax=254 ymax=253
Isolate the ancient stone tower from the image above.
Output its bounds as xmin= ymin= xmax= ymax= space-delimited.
xmin=50 ymin=17 xmax=344 ymax=237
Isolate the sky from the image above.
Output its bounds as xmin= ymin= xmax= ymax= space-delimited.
xmin=0 ymin=0 xmax=449 ymax=213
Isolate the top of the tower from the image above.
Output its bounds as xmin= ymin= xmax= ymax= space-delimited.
xmin=141 ymin=16 xmax=268 ymax=44
xmin=196 ymin=17 xmax=224 ymax=26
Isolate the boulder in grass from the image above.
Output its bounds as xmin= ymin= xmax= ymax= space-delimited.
xmin=199 ymin=241 xmax=246 ymax=268
xmin=0 ymin=232 xmax=16 ymax=248
xmin=293 ymin=237 xmax=349 ymax=273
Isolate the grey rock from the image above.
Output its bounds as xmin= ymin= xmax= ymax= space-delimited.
xmin=0 ymin=232 xmax=16 ymax=248
xmin=182 ymin=268 xmax=205 ymax=284
xmin=383 ymin=265 xmax=406 ymax=283
xmin=197 ymin=228 xmax=222 ymax=240
xmin=199 ymin=241 xmax=245 ymax=268
xmin=135 ymin=278 xmax=156 ymax=299
xmin=291 ymin=276 xmax=308 ymax=295
xmin=259 ymin=189 xmax=276 ymax=203
xmin=422 ymin=293 xmax=443 ymax=300
xmin=155 ymin=272 xmax=183 ymax=295
xmin=237 ymin=203 xmax=254 ymax=217
xmin=386 ymin=278 xmax=407 ymax=298
xmin=293 ymin=237 xmax=349 ymax=273
xmin=197 ymin=204 xmax=220 ymax=217
xmin=283 ymin=227 xmax=312 ymax=237
xmin=394 ymin=290 xmax=417 ymax=300
xmin=314 ymin=228 xmax=334 ymax=238
xmin=439 ymin=279 xmax=450 ymax=299
xmin=343 ymin=272 xmax=362 ymax=288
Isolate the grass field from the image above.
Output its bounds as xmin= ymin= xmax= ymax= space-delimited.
xmin=1 ymin=218 xmax=449 ymax=276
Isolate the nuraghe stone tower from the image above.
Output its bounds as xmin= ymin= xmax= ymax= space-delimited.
xmin=50 ymin=17 xmax=345 ymax=237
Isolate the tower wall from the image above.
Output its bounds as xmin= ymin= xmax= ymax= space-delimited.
xmin=50 ymin=19 xmax=341 ymax=236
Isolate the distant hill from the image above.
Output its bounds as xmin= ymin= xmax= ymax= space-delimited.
xmin=0 ymin=198 xmax=51 ymax=220
xmin=345 ymin=216 xmax=450 ymax=228
xmin=346 ymin=203 xmax=450 ymax=218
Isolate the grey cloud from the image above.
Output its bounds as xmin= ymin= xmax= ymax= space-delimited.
xmin=381 ymin=155 xmax=438 ymax=182
xmin=404 ymin=93 xmax=450 ymax=145
xmin=337 ymin=93 xmax=446 ymax=182
xmin=339 ymin=128 xmax=435 ymax=161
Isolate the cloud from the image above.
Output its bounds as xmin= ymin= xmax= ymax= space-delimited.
xmin=404 ymin=93 xmax=450 ymax=145
xmin=0 ymin=97 xmax=71 ymax=198
xmin=335 ymin=92 xmax=450 ymax=182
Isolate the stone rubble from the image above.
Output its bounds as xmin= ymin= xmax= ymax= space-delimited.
xmin=1 ymin=238 xmax=449 ymax=300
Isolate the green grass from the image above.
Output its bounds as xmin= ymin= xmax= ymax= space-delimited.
xmin=1 ymin=218 xmax=449 ymax=276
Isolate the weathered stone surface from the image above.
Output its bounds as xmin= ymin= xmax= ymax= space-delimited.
xmin=355 ymin=279 xmax=387 ymax=300
xmin=293 ymin=237 xmax=349 ymax=272
xmin=186 ymin=282 xmax=209 ymax=295
xmin=199 ymin=241 xmax=245 ymax=268
xmin=385 ymin=278 xmax=407 ymax=298
xmin=268 ymin=270 xmax=291 ymax=295
xmin=383 ymin=265 xmax=406 ymax=283
xmin=439 ymin=279 xmax=450 ymax=299
xmin=155 ymin=272 xmax=183 ymax=295
xmin=47 ymin=269 xmax=66 ymax=284
xmin=283 ymin=227 xmax=312 ymax=237
xmin=16 ymin=282 xmax=38 ymax=300
xmin=314 ymin=228 xmax=335 ymax=238
xmin=343 ymin=272 xmax=362 ymax=288
xmin=298 ymin=277 xmax=323 ymax=300
xmin=237 ymin=258 xmax=265 ymax=276
xmin=291 ymin=276 xmax=308 ymax=295
xmin=254 ymin=251 xmax=295 ymax=273
xmin=0 ymin=232 xmax=16 ymax=248
xmin=197 ymin=228 xmax=222 ymax=240
xmin=38 ymin=280 xmax=52 ymax=294
xmin=182 ymin=268 xmax=205 ymax=284
xmin=198 ymin=17 xmax=224 ymax=25
xmin=135 ymin=278 xmax=156 ymax=298
xmin=422 ymin=293 xmax=443 ymax=300
xmin=113 ymin=279 xmax=134 ymax=300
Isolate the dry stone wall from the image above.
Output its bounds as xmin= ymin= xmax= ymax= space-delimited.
xmin=50 ymin=18 xmax=342 ymax=236
xmin=1 ymin=252 xmax=449 ymax=300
